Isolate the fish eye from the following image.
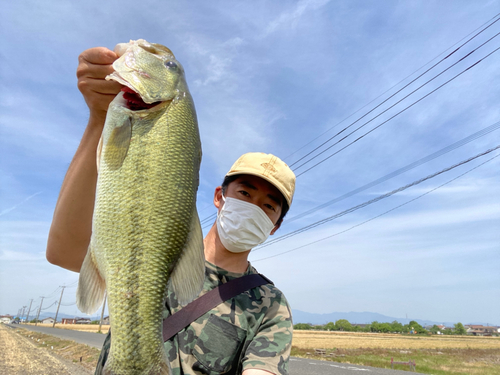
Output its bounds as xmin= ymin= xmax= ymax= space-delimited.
xmin=164 ymin=61 xmax=178 ymax=69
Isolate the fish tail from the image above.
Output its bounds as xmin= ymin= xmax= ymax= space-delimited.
xmin=76 ymin=243 xmax=106 ymax=314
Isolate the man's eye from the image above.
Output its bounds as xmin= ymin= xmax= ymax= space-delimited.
xmin=239 ymin=190 xmax=250 ymax=197
xmin=265 ymin=204 xmax=276 ymax=212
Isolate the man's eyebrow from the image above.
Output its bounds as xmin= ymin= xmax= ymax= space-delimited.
xmin=239 ymin=181 xmax=257 ymax=190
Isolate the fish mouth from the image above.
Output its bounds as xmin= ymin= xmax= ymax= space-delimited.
xmin=121 ymin=87 xmax=162 ymax=111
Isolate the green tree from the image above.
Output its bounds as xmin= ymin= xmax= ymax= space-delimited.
xmin=294 ymin=323 xmax=313 ymax=330
xmin=407 ymin=320 xmax=426 ymax=334
xmin=370 ymin=321 xmax=380 ymax=332
xmin=362 ymin=324 xmax=371 ymax=332
xmin=429 ymin=325 xmax=440 ymax=334
xmin=454 ymin=322 xmax=466 ymax=335
xmin=390 ymin=321 xmax=403 ymax=333
xmin=442 ymin=328 xmax=453 ymax=335
xmin=335 ymin=319 xmax=353 ymax=331
xmin=378 ymin=322 xmax=391 ymax=333
xmin=324 ymin=322 xmax=336 ymax=331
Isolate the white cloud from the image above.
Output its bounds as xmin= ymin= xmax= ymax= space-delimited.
xmin=262 ymin=0 xmax=331 ymax=37
xmin=0 ymin=192 xmax=43 ymax=217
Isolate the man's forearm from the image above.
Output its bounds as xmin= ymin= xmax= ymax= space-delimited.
xmin=46 ymin=115 xmax=104 ymax=272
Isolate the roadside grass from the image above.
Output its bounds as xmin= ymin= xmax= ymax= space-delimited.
xmin=291 ymin=330 xmax=500 ymax=374
xmin=14 ymin=328 xmax=101 ymax=371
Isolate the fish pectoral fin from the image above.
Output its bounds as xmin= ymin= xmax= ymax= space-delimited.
xmin=170 ymin=207 xmax=205 ymax=306
xmin=103 ymin=116 xmax=132 ymax=170
xmin=76 ymin=243 xmax=106 ymax=314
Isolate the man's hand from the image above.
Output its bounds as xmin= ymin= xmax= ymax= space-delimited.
xmin=76 ymin=47 xmax=123 ymax=123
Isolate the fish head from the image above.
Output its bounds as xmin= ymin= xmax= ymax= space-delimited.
xmin=107 ymin=39 xmax=186 ymax=105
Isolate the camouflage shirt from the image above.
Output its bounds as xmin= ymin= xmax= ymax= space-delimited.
xmin=95 ymin=261 xmax=293 ymax=375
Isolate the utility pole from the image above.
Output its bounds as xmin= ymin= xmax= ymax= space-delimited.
xmin=21 ymin=306 xmax=27 ymax=322
xmin=99 ymin=291 xmax=107 ymax=333
xmin=35 ymin=297 xmax=44 ymax=326
xmin=53 ymin=286 xmax=66 ymax=328
xmin=25 ymin=299 xmax=33 ymax=324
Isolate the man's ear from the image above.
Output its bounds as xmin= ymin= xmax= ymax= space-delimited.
xmin=214 ymin=186 xmax=223 ymax=209
xmin=270 ymin=219 xmax=282 ymax=235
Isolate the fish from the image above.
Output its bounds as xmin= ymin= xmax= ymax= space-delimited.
xmin=76 ymin=39 xmax=205 ymax=375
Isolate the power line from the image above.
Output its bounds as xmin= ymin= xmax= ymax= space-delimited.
xmin=286 ymin=120 xmax=500 ymax=223
xmin=283 ymin=12 xmax=500 ymax=163
xmin=200 ymin=212 xmax=216 ymax=225
xmin=294 ymin=45 xmax=500 ymax=177
xmin=41 ymin=301 xmax=57 ymax=311
xmin=199 ymin=13 xmax=500 ymax=226
xmin=253 ymin=152 xmax=500 ymax=262
xmin=289 ymin=16 xmax=500 ymax=168
xmin=45 ymin=286 xmax=62 ymax=298
xmin=256 ymin=144 xmax=500 ymax=249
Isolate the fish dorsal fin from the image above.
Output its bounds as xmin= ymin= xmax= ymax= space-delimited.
xmin=103 ymin=116 xmax=132 ymax=170
xmin=170 ymin=207 xmax=205 ymax=306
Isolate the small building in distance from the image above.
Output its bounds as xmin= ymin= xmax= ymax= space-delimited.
xmin=102 ymin=316 xmax=110 ymax=325
xmin=41 ymin=317 xmax=55 ymax=324
xmin=465 ymin=325 xmax=499 ymax=336
xmin=61 ymin=318 xmax=76 ymax=324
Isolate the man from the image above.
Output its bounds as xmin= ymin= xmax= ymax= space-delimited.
xmin=46 ymin=47 xmax=296 ymax=375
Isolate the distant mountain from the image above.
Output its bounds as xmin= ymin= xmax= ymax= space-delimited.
xmin=291 ymin=310 xmax=497 ymax=327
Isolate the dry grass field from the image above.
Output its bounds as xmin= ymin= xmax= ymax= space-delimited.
xmin=293 ymin=330 xmax=500 ymax=350
xmin=292 ymin=330 xmax=500 ymax=374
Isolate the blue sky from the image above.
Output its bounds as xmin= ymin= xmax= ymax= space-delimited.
xmin=1 ymin=1 xmax=499 ymax=325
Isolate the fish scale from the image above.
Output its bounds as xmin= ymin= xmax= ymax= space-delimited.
xmin=77 ymin=40 xmax=205 ymax=374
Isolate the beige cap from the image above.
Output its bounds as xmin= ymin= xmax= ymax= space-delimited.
xmin=226 ymin=152 xmax=296 ymax=206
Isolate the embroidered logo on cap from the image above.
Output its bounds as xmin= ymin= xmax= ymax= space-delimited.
xmin=261 ymin=162 xmax=277 ymax=174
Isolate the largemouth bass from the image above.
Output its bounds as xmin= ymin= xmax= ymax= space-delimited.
xmin=76 ymin=39 xmax=205 ymax=375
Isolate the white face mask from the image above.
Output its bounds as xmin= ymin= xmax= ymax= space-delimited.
xmin=216 ymin=196 xmax=276 ymax=253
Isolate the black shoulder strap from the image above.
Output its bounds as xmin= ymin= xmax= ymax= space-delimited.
xmin=162 ymin=273 xmax=272 ymax=342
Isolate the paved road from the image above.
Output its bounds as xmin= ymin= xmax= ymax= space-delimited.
xmin=11 ymin=324 xmax=418 ymax=374
xmin=11 ymin=324 xmax=107 ymax=349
